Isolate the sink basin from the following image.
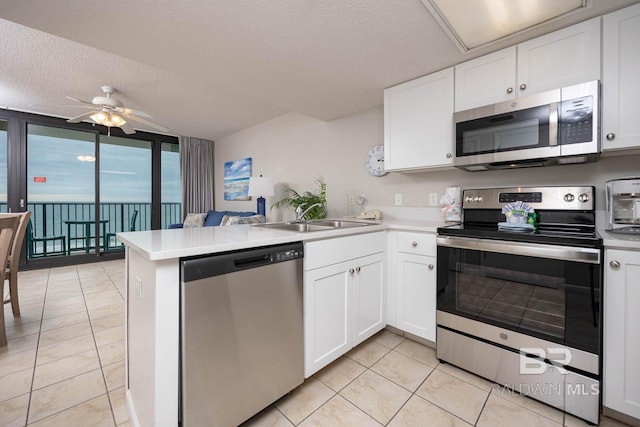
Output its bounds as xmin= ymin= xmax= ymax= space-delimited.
xmin=253 ymin=219 xmax=376 ymax=232
xmin=253 ymin=222 xmax=335 ymax=232
xmin=310 ymin=220 xmax=375 ymax=228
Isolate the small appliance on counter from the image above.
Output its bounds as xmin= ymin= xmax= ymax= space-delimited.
xmin=606 ymin=177 xmax=640 ymax=235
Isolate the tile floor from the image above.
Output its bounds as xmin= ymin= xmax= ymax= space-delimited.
xmin=0 ymin=260 xmax=631 ymax=427
xmin=1 ymin=260 xmax=127 ymax=427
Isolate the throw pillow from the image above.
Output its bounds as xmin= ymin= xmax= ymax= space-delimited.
xmin=203 ymin=210 xmax=226 ymax=227
xmin=183 ymin=212 xmax=207 ymax=228
xmin=220 ymin=214 xmax=266 ymax=226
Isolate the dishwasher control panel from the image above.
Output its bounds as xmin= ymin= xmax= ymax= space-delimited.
xmin=275 ymin=249 xmax=303 ymax=262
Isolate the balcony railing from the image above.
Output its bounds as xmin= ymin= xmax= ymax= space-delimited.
xmin=0 ymin=202 xmax=182 ymax=256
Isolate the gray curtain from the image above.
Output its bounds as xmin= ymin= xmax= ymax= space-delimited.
xmin=179 ymin=136 xmax=215 ymax=219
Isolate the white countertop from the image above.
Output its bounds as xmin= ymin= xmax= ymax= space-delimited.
xmin=117 ymin=219 xmax=448 ymax=261
xmin=598 ymin=228 xmax=640 ymax=250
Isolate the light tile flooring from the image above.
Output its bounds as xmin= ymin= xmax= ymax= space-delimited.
xmin=0 ymin=260 xmax=631 ymax=427
xmin=1 ymin=261 xmax=128 ymax=427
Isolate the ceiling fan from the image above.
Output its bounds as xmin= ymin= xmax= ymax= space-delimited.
xmin=65 ymin=85 xmax=168 ymax=135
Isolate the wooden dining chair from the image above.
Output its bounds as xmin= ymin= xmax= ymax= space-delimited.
xmin=0 ymin=215 xmax=20 ymax=347
xmin=2 ymin=212 xmax=31 ymax=317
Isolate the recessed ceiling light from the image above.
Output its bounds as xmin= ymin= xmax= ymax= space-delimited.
xmin=422 ymin=0 xmax=589 ymax=52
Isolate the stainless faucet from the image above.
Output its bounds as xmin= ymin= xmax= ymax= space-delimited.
xmin=295 ymin=203 xmax=323 ymax=222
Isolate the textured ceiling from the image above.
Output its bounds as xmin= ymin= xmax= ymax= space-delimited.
xmin=0 ymin=0 xmax=638 ymax=140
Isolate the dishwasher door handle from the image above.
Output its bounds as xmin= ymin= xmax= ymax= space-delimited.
xmin=234 ymin=254 xmax=273 ymax=270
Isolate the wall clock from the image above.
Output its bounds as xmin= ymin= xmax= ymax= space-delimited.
xmin=365 ymin=144 xmax=387 ymax=177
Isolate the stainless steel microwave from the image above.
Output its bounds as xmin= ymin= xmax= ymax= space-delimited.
xmin=454 ymin=80 xmax=600 ymax=171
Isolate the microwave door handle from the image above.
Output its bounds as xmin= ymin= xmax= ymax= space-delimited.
xmin=549 ymin=102 xmax=558 ymax=146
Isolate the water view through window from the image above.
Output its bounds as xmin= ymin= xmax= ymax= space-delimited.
xmin=26 ymin=124 xmax=180 ymax=258
xmin=0 ymin=121 xmax=6 ymax=213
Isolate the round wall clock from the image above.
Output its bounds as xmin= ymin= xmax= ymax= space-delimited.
xmin=365 ymin=144 xmax=387 ymax=177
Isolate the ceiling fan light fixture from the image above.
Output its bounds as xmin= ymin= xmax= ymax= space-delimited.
xmin=90 ymin=111 xmax=127 ymax=127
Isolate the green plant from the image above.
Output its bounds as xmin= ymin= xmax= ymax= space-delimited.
xmin=271 ymin=177 xmax=327 ymax=220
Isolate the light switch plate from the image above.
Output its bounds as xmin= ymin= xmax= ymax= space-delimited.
xmin=395 ymin=193 xmax=403 ymax=206
xmin=429 ymin=192 xmax=438 ymax=206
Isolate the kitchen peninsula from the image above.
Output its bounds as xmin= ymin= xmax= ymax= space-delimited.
xmin=117 ymin=220 xmax=441 ymax=426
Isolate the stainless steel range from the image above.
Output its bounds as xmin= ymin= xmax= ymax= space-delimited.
xmin=436 ymin=186 xmax=602 ymax=424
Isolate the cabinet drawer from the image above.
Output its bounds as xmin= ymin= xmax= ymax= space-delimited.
xmin=396 ymin=232 xmax=436 ymax=256
xmin=305 ymin=231 xmax=386 ymax=270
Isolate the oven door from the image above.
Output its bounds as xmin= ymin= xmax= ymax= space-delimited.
xmin=436 ymin=236 xmax=602 ymax=355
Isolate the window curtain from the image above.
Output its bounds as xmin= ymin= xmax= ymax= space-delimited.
xmin=179 ymin=136 xmax=215 ymax=219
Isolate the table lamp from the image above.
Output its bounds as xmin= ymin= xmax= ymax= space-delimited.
xmin=248 ymin=175 xmax=274 ymax=216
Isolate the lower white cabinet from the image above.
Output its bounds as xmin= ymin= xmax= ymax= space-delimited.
xmin=604 ymin=248 xmax=640 ymax=421
xmin=394 ymin=231 xmax=437 ymax=342
xmin=304 ymin=233 xmax=386 ymax=377
xmin=387 ymin=231 xmax=437 ymax=342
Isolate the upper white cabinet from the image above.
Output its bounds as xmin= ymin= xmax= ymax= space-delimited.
xmin=602 ymin=3 xmax=640 ymax=152
xmin=384 ymin=67 xmax=454 ymax=171
xmin=603 ymin=248 xmax=640 ymax=421
xmin=455 ymin=17 xmax=601 ymax=112
xmin=455 ymin=47 xmax=517 ymax=111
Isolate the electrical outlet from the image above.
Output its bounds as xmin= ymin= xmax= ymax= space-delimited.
xmin=395 ymin=193 xmax=403 ymax=206
xmin=429 ymin=192 xmax=438 ymax=206
xmin=348 ymin=195 xmax=355 ymax=205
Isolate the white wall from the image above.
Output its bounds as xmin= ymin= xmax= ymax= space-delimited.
xmin=215 ymin=106 xmax=640 ymax=222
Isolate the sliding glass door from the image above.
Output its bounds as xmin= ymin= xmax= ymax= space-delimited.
xmin=161 ymin=142 xmax=181 ymax=227
xmin=100 ymin=135 xmax=152 ymax=250
xmin=26 ymin=124 xmax=97 ymax=258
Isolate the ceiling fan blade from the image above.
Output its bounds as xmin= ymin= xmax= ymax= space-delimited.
xmin=123 ymin=114 xmax=169 ymax=132
xmin=30 ymin=103 xmax=96 ymax=109
xmin=67 ymin=111 xmax=96 ymax=123
xmin=116 ymin=107 xmax=152 ymax=119
xmin=65 ymin=96 xmax=95 ymax=106
xmin=119 ymin=121 xmax=136 ymax=134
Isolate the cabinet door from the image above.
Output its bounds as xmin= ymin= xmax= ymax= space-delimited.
xmin=604 ymin=249 xmax=640 ymax=420
xmin=602 ymin=3 xmax=640 ymax=152
xmin=517 ymin=17 xmax=600 ymax=97
xmin=396 ymin=253 xmax=436 ymax=341
xmin=304 ymin=261 xmax=352 ymax=377
xmin=454 ymin=47 xmax=516 ymax=112
xmin=384 ymin=67 xmax=454 ymax=171
xmin=353 ymin=253 xmax=385 ymax=347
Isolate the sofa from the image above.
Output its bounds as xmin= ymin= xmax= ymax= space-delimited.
xmin=168 ymin=210 xmax=259 ymax=229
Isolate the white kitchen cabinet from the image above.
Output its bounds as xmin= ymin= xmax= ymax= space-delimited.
xmin=455 ymin=18 xmax=600 ymax=112
xmin=383 ymin=67 xmax=454 ymax=171
xmin=603 ymin=248 xmax=640 ymax=422
xmin=602 ymin=3 xmax=640 ymax=152
xmin=304 ymin=232 xmax=386 ymax=377
xmin=394 ymin=231 xmax=437 ymax=342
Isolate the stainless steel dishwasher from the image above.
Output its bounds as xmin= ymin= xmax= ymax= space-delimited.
xmin=180 ymin=242 xmax=304 ymax=426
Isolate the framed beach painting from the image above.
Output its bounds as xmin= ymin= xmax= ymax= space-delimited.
xmin=224 ymin=157 xmax=252 ymax=201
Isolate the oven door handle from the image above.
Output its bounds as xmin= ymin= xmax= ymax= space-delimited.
xmin=436 ymin=236 xmax=600 ymax=264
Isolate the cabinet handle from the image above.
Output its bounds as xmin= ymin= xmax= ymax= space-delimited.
xmin=446 ymin=152 xmax=452 ymax=158
xmin=519 ymin=83 xmax=527 ymax=91
xmin=349 ymin=268 xmax=355 ymax=274
xmin=610 ymin=260 xmax=621 ymax=269
xmin=428 ymin=264 xmax=434 ymax=270
xmin=506 ymin=87 xmax=513 ymax=94
xmin=606 ymin=133 xmax=616 ymax=141
xmin=411 ymin=241 xmax=418 ymax=247
xmin=355 ymin=266 xmax=361 ymax=272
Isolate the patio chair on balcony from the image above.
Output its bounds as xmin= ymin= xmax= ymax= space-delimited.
xmin=26 ymin=219 xmax=67 ymax=258
xmin=106 ymin=210 xmax=138 ymax=249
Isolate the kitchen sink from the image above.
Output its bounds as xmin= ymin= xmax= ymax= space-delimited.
xmin=253 ymin=219 xmax=376 ymax=232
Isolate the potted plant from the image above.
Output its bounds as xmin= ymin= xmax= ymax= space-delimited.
xmin=271 ymin=177 xmax=327 ymax=220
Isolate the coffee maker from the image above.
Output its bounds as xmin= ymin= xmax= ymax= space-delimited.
xmin=606 ymin=178 xmax=640 ymax=234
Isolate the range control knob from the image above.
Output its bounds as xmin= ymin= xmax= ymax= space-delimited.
xmin=465 ymin=196 xmax=473 ymax=203
xmin=578 ymin=193 xmax=590 ymax=203
xmin=473 ymin=196 xmax=483 ymax=202
xmin=564 ymin=193 xmax=575 ymax=202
